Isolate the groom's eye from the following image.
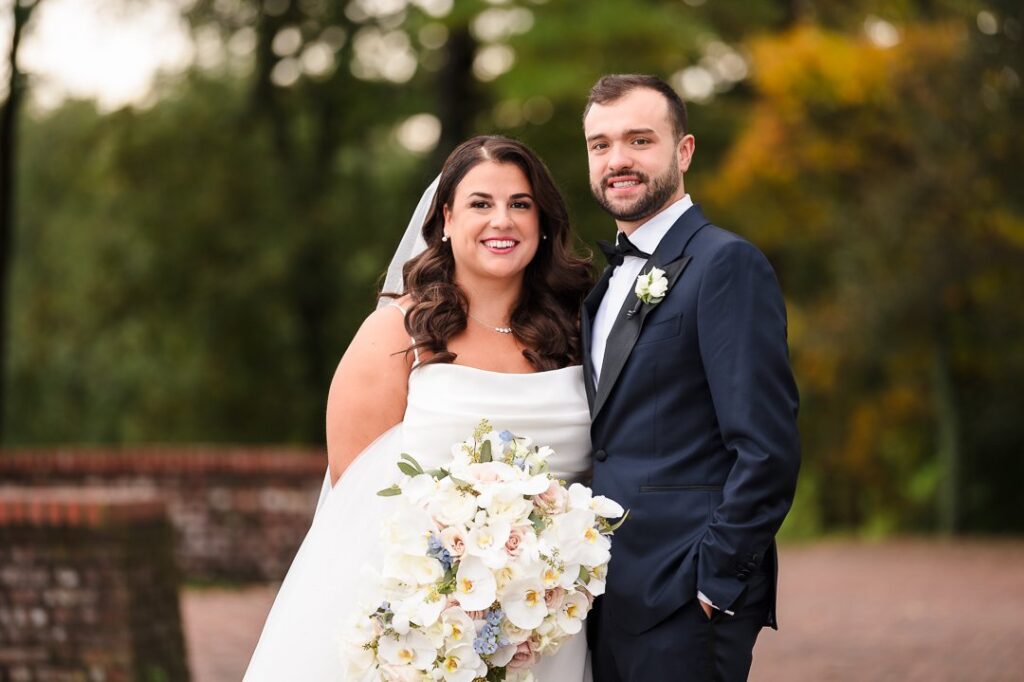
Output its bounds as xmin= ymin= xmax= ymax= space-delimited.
xmin=632 ymin=138 xmax=651 ymax=146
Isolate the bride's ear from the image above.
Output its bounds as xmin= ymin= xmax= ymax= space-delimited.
xmin=441 ymin=204 xmax=453 ymax=241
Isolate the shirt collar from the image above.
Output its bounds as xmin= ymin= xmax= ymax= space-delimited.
xmin=617 ymin=194 xmax=693 ymax=255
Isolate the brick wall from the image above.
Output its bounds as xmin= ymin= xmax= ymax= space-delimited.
xmin=0 ymin=447 xmax=325 ymax=582
xmin=0 ymin=488 xmax=189 ymax=681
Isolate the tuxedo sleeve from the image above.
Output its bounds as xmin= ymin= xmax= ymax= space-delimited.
xmin=694 ymin=239 xmax=801 ymax=613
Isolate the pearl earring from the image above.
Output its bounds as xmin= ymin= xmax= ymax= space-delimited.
xmin=542 ymin=234 xmax=548 ymax=240
xmin=442 ymin=234 xmax=449 ymax=242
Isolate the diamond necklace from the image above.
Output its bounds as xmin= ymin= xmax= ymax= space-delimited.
xmin=467 ymin=311 xmax=513 ymax=334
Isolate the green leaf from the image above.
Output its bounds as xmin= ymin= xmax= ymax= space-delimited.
xmin=578 ymin=566 xmax=590 ymax=584
xmin=603 ymin=509 xmax=630 ymax=533
xmin=479 ymin=439 xmax=493 ymax=463
xmin=529 ymin=511 xmax=546 ymax=533
xmin=397 ymin=461 xmax=420 ymax=477
xmin=377 ymin=485 xmax=402 ymax=497
xmin=438 ymin=566 xmax=457 ymax=595
xmin=399 ymin=453 xmax=424 ymax=473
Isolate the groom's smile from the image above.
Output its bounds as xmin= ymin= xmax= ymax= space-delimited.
xmin=604 ymin=172 xmax=647 ymax=197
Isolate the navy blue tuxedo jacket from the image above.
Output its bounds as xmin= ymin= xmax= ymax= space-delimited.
xmin=582 ymin=205 xmax=800 ymax=635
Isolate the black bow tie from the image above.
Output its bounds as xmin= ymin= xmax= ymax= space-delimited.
xmin=597 ymin=233 xmax=651 ymax=267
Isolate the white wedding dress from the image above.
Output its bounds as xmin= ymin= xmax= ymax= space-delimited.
xmin=244 ymin=359 xmax=594 ymax=681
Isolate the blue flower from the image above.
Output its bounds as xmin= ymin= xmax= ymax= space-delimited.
xmin=499 ymin=430 xmax=514 ymax=442
xmin=427 ymin=534 xmax=454 ymax=571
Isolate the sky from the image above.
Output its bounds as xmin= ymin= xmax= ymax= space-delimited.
xmin=0 ymin=0 xmax=193 ymax=111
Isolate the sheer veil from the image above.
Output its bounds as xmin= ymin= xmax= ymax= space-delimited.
xmin=376 ymin=175 xmax=441 ymax=307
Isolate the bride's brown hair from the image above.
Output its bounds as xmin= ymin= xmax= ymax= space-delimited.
xmin=388 ymin=135 xmax=593 ymax=370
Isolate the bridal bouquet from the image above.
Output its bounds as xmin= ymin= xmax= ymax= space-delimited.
xmin=343 ymin=420 xmax=625 ymax=682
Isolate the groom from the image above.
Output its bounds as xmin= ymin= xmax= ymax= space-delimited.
xmin=581 ymin=74 xmax=801 ymax=680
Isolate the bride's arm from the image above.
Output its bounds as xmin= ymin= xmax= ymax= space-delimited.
xmin=326 ymin=304 xmax=414 ymax=485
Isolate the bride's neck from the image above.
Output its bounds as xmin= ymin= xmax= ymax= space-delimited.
xmin=457 ymin=275 xmax=522 ymax=324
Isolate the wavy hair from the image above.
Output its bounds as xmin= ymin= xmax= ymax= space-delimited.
xmin=386 ymin=135 xmax=593 ymax=370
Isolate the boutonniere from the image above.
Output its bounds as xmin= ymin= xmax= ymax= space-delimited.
xmin=626 ymin=267 xmax=669 ymax=318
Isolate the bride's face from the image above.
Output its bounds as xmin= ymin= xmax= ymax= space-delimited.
xmin=443 ymin=161 xmax=541 ymax=286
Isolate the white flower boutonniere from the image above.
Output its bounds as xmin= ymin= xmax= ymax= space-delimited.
xmin=635 ymin=267 xmax=669 ymax=306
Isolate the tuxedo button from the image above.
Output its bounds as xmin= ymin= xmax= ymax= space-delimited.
xmin=594 ymin=449 xmax=608 ymax=462
xmin=738 ymin=572 xmax=749 ymax=582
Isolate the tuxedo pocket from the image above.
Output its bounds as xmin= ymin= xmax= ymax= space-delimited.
xmin=639 ymin=484 xmax=723 ymax=492
xmin=635 ymin=313 xmax=682 ymax=346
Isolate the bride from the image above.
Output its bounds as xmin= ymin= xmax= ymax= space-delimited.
xmin=245 ymin=135 xmax=595 ymax=680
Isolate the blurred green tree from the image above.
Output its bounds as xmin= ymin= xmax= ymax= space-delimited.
xmin=1 ymin=0 xmax=42 ymax=442
xmin=704 ymin=6 xmax=1024 ymax=533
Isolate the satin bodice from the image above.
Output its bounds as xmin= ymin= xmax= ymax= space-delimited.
xmin=403 ymin=363 xmax=592 ymax=483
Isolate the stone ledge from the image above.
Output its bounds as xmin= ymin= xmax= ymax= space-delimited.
xmin=0 ymin=486 xmax=165 ymax=527
xmin=0 ymin=446 xmax=325 ymax=477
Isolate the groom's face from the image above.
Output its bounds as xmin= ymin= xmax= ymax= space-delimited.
xmin=584 ymin=87 xmax=694 ymax=232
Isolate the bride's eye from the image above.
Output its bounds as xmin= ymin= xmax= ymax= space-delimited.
xmin=470 ymin=200 xmax=491 ymax=209
xmin=511 ymin=201 xmax=532 ymax=210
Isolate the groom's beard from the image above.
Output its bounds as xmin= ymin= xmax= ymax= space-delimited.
xmin=591 ymin=159 xmax=680 ymax=224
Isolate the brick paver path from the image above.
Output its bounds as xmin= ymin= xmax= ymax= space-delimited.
xmin=182 ymin=540 xmax=1024 ymax=681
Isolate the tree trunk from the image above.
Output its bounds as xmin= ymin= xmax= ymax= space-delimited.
xmin=432 ymin=25 xmax=479 ymax=168
xmin=250 ymin=3 xmax=292 ymax=165
xmin=932 ymin=340 xmax=962 ymax=534
xmin=0 ymin=0 xmax=40 ymax=443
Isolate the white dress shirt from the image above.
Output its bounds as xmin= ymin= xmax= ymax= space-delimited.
xmin=590 ymin=194 xmax=693 ymax=384
xmin=589 ymin=194 xmax=733 ymax=615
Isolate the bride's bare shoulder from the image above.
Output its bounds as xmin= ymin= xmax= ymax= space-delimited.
xmin=326 ymin=301 xmax=413 ymax=483
xmin=346 ymin=300 xmax=414 ymax=360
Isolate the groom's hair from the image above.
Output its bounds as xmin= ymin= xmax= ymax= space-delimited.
xmin=583 ymin=74 xmax=688 ymax=141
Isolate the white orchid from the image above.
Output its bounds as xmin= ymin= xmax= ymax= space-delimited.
xmin=453 ymin=556 xmax=496 ymax=612
xmin=586 ymin=563 xmax=608 ymax=596
xmin=377 ymin=630 xmax=436 ymax=670
xmin=439 ymin=607 xmax=476 ymax=649
xmin=567 ymin=482 xmax=625 ymax=518
xmin=548 ymin=507 xmax=610 ymax=568
xmin=500 ymin=578 xmax=549 ymax=629
xmin=555 ymin=591 xmax=589 ymax=635
xmin=465 ymin=519 xmax=512 ymax=569
xmin=391 ymin=586 xmax=446 ymax=630
xmin=439 ymin=643 xmax=487 ymax=682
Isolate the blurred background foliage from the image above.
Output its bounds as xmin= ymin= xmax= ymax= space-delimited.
xmin=2 ymin=0 xmax=1022 ymax=535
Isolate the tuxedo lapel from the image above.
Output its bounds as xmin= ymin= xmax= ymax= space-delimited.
xmin=581 ymin=265 xmax=613 ymax=409
xmin=591 ymin=205 xmax=711 ymax=420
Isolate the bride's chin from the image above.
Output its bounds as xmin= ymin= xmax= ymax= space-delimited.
xmin=460 ymin=263 xmax=528 ymax=283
